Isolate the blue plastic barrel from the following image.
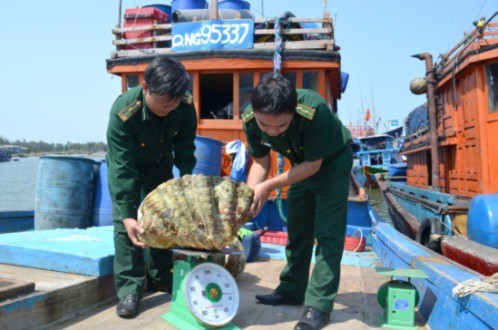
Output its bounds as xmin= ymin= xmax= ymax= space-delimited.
xmin=218 ymin=0 xmax=250 ymax=10
xmin=171 ymin=0 xmax=208 ymax=12
xmin=467 ymin=194 xmax=498 ymax=248
xmin=143 ymin=4 xmax=172 ymax=22
xmin=341 ymin=72 xmax=349 ymax=93
xmin=174 ymin=135 xmax=223 ymax=177
xmin=35 ymin=156 xmax=96 ymax=230
xmin=93 ymin=159 xmax=113 ymax=226
xmin=252 ymin=200 xmax=287 ymax=231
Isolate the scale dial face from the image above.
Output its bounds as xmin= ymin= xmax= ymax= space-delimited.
xmin=184 ymin=262 xmax=239 ymax=327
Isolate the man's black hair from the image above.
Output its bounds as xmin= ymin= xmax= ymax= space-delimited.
xmin=251 ymin=73 xmax=297 ymax=115
xmin=144 ymin=56 xmax=189 ymax=99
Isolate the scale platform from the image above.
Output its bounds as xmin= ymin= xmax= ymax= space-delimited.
xmin=163 ymin=248 xmax=242 ymax=330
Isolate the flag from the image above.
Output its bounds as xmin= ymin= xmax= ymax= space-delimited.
xmin=364 ymin=108 xmax=371 ymax=122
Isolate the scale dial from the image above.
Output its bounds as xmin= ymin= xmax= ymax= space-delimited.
xmin=184 ymin=262 xmax=239 ymax=327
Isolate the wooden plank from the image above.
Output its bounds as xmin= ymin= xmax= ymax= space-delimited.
xmin=0 ymin=264 xmax=115 ymax=329
xmin=113 ymin=35 xmax=172 ymax=46
xmin=113 ymin=23 xmax=172 ymax=34
xmin=254 ymin=17 xmax=331 ymax=24
xmin=254 ymin=28 xmax=332 ymax=35
xmin=53 ymin=261 xmax=389 ymax=330
xmin=254 ymin=39 xmax=334 ymax=50
xmin=0 ymin=278 xmax=35 ymax=301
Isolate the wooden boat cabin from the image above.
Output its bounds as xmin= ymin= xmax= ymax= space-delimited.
xmin=387 ymin=16 xmax=498 ymax=275
xmin=403 ymin=19 xmax=498 ymax=197
xmin=106 ymin=4 xmax=342 ymax=145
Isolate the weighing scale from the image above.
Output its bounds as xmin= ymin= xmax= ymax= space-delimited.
xmin=163 ymin=248 xmax=242 ymax=330
xmin=376 ymin=267 xmax=428 ymax=330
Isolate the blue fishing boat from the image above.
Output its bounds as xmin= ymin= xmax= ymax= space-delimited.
xmin=352 ymin=130 xmax=403 ymax=187
xmin=0 ymin=149 xmax=11 ymax=162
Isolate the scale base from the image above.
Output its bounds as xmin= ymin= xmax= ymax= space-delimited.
xmin=163 ymin=312 xmax=240 ymax=330
xmin=381 ymin=322 xmax=418 ymax=330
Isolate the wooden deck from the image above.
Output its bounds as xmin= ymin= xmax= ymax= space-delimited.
xmin=52 ymin=259 xmax=386 ymax=329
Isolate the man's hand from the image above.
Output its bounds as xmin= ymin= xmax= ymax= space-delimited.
xmin=250 ymin=182 xmax=272 ymax=217
xmin=123 ymin=218 xmax=147 ymax=247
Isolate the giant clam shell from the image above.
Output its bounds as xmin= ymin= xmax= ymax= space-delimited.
xmin=137 ymin=174 xmax=254 ymax=250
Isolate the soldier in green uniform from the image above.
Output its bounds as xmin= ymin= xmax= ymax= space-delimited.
xmin=106 ymin=57 xmax=197 ymax=318
xmin=242 ymin=74 xmax=352 ymax=330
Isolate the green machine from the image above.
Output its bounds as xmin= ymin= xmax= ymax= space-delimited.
xmin=163 ymin=249 xmax=241 ymax=330
xmin=376 ymin=267 xmax=428 ymax=330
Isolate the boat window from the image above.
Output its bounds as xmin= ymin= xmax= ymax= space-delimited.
xmin=188 ymin=74 xmax=193 ymax=93
xmin=486 ymin=62 xmax=498 ymax=113
xmin=199 ymin=73 xmax=234 ymax=119
xmin=126 ymin=75 xmax=139 ymax=90
xmin=303 ymin=72 xmax=319 ymax=92
xmin=283 ymin=72 xmax=297 ymax=87
xmin=239 ymin=73 xmax=254 ymax=118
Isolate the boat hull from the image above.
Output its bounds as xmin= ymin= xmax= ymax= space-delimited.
xmin=378 ymin=180 xmax=498 ymax=276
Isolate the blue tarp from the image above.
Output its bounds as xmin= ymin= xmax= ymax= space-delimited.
xmin=405 ymin=103 xmax=428 ymax=137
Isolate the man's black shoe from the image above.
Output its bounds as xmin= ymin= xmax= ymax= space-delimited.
xmin=116 ymin=294 xmax=140 ymax=318
xmin=294 ymin=306 xmax=330 ymax=330
xmin=255 ymin=291 xmax=303 ymax=306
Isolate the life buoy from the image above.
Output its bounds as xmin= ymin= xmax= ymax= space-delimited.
xmin=416 ymin=218 xmax=443 ymax=252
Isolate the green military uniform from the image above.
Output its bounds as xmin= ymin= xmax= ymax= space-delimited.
xmin=243 ymin=89 xmax=352 ymax=314
xmin=106 ymin=86 xmax=197 ymax=299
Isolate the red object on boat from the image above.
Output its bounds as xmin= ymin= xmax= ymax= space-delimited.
xmin=258 ymin=231 xmax=288 ymax=246
xmin=344 ymin=235 xmax=366 ymax=252
xmin=441 ymin=236 xmax=498 ymax=276
xmin=124 ymin=8 xmax=169 ymax=49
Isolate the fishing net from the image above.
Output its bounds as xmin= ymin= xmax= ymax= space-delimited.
xmin=137 ymin=174 xmax=254 ymax=251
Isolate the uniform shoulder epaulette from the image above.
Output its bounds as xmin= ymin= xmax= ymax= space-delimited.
xmin=296 ymin=103 xmax=316 ymax=120
xmin=182 ymin=91 xmax=193 ymax=105
xmin=117 ymin=100 xmax=142 ymax=122
xmin=242 ymin=108 xmax=255 ymax=123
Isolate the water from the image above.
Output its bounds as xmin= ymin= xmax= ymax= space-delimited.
xmin=368 ymin=186 xmax=392 ymax=223
xmin=0 ymin=157 xmax=40 ymax=211
xmin=0 ymin=156 xmax=105 ymax=212
xmin=0 ymin=157 xmax=394 ymax=223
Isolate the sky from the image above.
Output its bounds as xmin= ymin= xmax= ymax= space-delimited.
xmin=0 ymin=0 xmax=496 ymax=143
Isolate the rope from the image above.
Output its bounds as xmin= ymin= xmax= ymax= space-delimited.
xmin=273 ymin=14 xmax=287 ymax=223
xmin=276 ymin=153 xmax=287 ymax=222
xmin=352 ymin=228 xmax=364 ymax=252
xmin=452 ymin=273 xmax=498 ymax=298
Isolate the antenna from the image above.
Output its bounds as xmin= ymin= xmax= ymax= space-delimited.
xmin=371 ymin=84 xmax=376 ymax=134
xmin=261 ymin=0 xmax=264 ymax=18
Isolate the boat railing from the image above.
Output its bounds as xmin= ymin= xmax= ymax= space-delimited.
xmin=111 ymin=15 xmax=335 ymax=59
xmin=436 ymin=18 xmax=498 ymax=77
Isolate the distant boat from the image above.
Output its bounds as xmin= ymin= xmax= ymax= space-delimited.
xmin=0 ymin=149 xmax=12 ymax=162
xmin=352 ymin=131 xmax=403 ymax=187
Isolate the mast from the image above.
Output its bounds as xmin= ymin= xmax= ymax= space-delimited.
xmin=210 ymin=0 xmax=218 ymax=19
xmin=412 ymin=53 xmax=441 ymax=192
xmin=371 ymin=84 xmax=376 ymax=134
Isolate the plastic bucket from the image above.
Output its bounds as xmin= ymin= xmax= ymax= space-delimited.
xmin=344 ymin=229 xmax=366 ymax=252
xmin=35 ymin=156 xmax=96 ymax=230
xmin=92 ymin=159 xmax=113 ymax=226
xmin=218 ymin=0 xmax=250 ymax=10
xmin=142 ymin=4 xmax=172 ymax=21
xmin=171 ymin=0 xmax=208 ymax=12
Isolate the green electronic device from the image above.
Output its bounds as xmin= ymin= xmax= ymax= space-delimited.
xmin=163 ymin=249 xmax=241 ymax=330
xmin=376 ymin=267 xmax=428 ymax=330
